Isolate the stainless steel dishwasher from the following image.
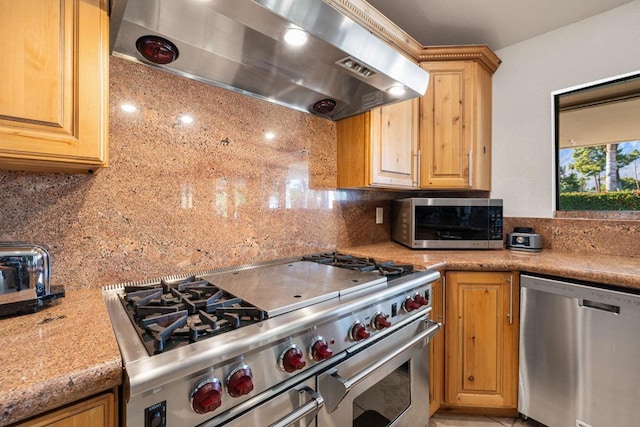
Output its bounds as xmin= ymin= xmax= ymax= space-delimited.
xmin=519 ymin=274 xmax=640 ymax=427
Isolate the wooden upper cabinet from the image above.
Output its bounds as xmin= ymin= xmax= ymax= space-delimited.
xmin=444 ymin=271 xmax=519 ymax=411
xmin=337 ymin=99 xmax=419 ymax=189
xmin=337 ymin=46 xmax=499 ymax=192
xmin=419 ymin=46 xmax=500 ymax=190
xmin=0 ymin=0 xmax=109 ymax=173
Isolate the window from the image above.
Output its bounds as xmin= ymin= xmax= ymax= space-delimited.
xmin=554 ymin=72 xmax=640 ymax=214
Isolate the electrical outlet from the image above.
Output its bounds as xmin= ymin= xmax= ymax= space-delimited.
xmin=576 ymin=421 xmax=592 ymax=427
xmin=375 ymin=207 xmax=383 ymax=224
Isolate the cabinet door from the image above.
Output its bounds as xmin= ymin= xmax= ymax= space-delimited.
xmin=336 ymin=99 xmax=417 ymax=189
xmin=0 ymin=0 xmax=108 ymax=173
xmin=419 ymin=62 xmax=471 ymax=188
xmin=369 ymin=99 xmax=418 ymax=188
xmin=15 ymin=391 xmax=116 ymax=427
xmin=444 ymin=271 xmax=519 ymax=409
xmin=429 ymin=278 xmax=445 ymax=416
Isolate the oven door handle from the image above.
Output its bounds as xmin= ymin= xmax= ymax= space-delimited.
xmin=323 ymin=318 xmax=441 ymax=413
xmin=269 ymin=386 xmax=325 ymax=427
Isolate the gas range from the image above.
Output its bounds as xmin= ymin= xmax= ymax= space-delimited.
xmin=103 ymin=253 xmax=440 ymax=427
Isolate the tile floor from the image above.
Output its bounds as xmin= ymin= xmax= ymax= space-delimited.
xmin=429 ymin=413 xmax=541 ymax=427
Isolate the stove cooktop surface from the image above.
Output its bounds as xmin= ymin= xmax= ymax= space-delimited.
xmin=114 ymin=252 xmax=416 ymax=356
xmin=200 ymin=260 xmax=387 ymax=317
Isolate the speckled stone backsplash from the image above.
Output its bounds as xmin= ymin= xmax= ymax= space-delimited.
xmin=2 ymin=58 xmax=637 ymax=290
xmin=0 ymin=57 xmax=400 ymax=289
xmin=504 ymin=217 xmax=640 ymax=258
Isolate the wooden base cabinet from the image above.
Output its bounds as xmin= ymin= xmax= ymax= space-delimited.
xmin=418 ymin=46 xmax=500 ymax=190
xmin=336 ymin=99 xmax=419 ymax=189
xmin=443 ymin=271 xmax=519 ymax=410
xmin=13 ymin=391 xmax=116 ymax=427
xmin=0 ymin=0 xmax=109 ymax=173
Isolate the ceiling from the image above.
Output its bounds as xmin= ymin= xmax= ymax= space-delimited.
xmin=366 ymin=0 xmax=635 ymax=50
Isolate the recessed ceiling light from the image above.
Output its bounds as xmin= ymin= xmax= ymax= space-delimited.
xmin=180 ymin=115 xmax=194 ymax=124
xmin=283 ymin=28 xmax=308 ymax=47
xmin=265 ymin=131 xmax=276 ymax=140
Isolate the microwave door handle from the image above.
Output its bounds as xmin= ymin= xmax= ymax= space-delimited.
xmin=269 ymin=386 xmax=324 ymax=427
xmin=323 ymin=318 xmax=441 ymax=413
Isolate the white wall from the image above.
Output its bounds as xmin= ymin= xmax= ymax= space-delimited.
xmin=492 ymin=0 xmax=640 ymax=217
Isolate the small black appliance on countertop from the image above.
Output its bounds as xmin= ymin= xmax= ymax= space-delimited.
xmin=506 ymin=227 xmax=543 ymax=252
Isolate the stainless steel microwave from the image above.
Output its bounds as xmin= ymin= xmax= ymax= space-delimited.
xmin=391 ymin=198 xmax=503 ymax=249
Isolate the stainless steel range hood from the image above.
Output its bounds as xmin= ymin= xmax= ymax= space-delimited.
xmin=109 ymin=0 xmax=430 ymax=121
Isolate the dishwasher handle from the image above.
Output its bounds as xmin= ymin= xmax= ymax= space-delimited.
xmin=580 ymin=299 xmax=620 ymax=314
xmin=269 ymin=386 xmax=324 ymax=427
xmin=323 ymin=319 xmax=441 ymax=413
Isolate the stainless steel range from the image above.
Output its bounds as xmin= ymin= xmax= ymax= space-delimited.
xmin=103 ymin=253 xmax=441 ymax=427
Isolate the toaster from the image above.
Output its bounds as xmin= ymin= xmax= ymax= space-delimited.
xmin=506 ymin=227 xmax=543 ymax=252
xmin=0 ymin=242 xmax=64 ymax=317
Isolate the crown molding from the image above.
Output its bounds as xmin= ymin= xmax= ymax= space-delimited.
xmin=324 ymin=2 xmax=502 ymax=73
xmin=418 ymin=45 xmax=502 ymax=74
xmin=325 ymin=0 xmax=423 ymax=61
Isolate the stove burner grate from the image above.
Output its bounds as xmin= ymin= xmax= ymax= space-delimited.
xmin=120 ymin=276 xmax=266 ymax=355
xmin=302 ymin=252 xmax=414 ymax=278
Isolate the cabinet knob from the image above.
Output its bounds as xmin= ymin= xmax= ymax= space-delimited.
xmin=467 ymin=375 xmax=475 ymax=382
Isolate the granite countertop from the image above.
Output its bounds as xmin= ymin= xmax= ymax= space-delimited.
xmin=1 ymin=246 xmax=638 ymax=426
xmin=0 ymin=289 xmax=122 ymax=427
xmin=340 ymin=242 xmax=640 ymax=290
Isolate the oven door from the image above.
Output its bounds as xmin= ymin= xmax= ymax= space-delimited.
xmin=218 ymin=378 xmax=323 ymax=427
xmin=317 ymin=317 xmax=440 ymax=427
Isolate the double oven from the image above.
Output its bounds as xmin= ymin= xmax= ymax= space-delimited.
xmin=103 ymin=253 xmax=441 ymax=427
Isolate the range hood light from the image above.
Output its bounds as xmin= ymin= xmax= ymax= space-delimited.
xmin=388 ymin=85 xmax=407 ymax=97
xmin=283 ymin=28 xmax=308 ymax=47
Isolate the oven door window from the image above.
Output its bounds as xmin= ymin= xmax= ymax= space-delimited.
xmin=415 ymin=205 xmax=489 ymax=241
xmin=353 ymin=361 xmax=410 ymax=426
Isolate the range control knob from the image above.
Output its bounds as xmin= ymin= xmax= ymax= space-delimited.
xmin=226 ymin=365 xmax=254 ymax=398
xmin=371 ymin=313 xmax=391 ymax=330
xmin=349 ymin=321 xmax=370 ymax=341
xmin=403 ymin=297 xmax=421 ymax=312
xmin=191 ymin=377 xmax=222 ymax=414
xmin=414 ymin=293 xmax=429 ymax=306
xmin=309 ymin=337 xmax=333 ymax=362
xmin=278 ymin=345 xmax=306 ymax=373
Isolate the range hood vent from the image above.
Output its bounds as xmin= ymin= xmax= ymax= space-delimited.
xmin=109 ymin=0 xmax=429 ymax=121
